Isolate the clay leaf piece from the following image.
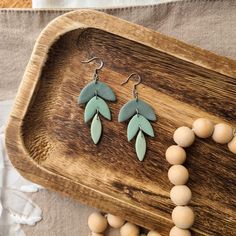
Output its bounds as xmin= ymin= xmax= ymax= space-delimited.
xmin=78 ymin=81 xmax=116 ymax=104
xmin=127 ymin=114 xmax=154 ymax=141
xmin=118 ymin=99 xmax=156 ymax=122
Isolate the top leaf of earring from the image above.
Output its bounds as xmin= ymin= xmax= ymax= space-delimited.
xmin=78 ymin=81 xmax=116 ymax=104
xmin=118 ymin=99 xmax=156 ymax=122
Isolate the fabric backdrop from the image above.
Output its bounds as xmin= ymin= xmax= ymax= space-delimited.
xmin=0 ymin=0 xmax=235 ymax=235
xmin=32 ymin=0 xmax=179 ymax=8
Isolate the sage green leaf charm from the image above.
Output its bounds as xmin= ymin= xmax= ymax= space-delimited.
xmin=135 ymin=130 xmax=146 ymax=161
xmin=118 ymin=99 xmax=156 ymax=122
xmin=84 ymin=96 xmax=111 ymax=123
xmin=91 ymin=114 xmax=102 ymax=144
xmin=127 ymin=114 xmax=154 ymax=141
xmin=78 ymin=81 xmax=116 ymax=104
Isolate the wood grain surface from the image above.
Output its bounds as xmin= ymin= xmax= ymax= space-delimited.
xmin=0 ymin=0 xmax=31 ymax=8
xmin=5 ymin=10 xmax=236 ymax=236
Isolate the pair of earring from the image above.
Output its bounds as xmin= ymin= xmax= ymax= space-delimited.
xmin=78 ymin=57 xmax=156 ymax=161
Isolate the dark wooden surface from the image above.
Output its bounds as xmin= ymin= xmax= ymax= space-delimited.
xmin=5 ymin=10 xmax=236 ymax=236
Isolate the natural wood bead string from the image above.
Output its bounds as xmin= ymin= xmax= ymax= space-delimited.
xmin=166 ymin=118 xmax=235 ymax=235
xmin=120 ymin=222 xmax=140 ymax=236
xmin=88 ymin=213 xmax=162 ymax=236
xmin=165 ymin=145 xmax=186 ymax=165
xmin=173 ymin=127 xmax=195 ymax=147
xmin=88 ymin=119 xmax=235 ymax=236
xmin=147 ymin=231 xmax=162 ymax=236
xmin=107 ymin=214 xmax=126 ymax=228
xmin=90 ymin=233 xmax=104 ymax=236
xmin=170 ymin=185 xmax=192 ymax=206
xmin=169 ymin=226 xmax=191 ymax=236
xmin=228 ymin=136 xmax=236 ymax=154
xmin=168 ymin=165 xmax=189 ymax=185
xmin=88 ymin=212 xmax=108 ymax=234
xmin=212 ymin=123 xmax=234 ymax=144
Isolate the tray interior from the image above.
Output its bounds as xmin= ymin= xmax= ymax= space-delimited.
xmin=21 ymin=28 xmax=236 ymax=235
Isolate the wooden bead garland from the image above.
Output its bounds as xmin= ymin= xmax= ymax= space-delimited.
xmin=147 ymin=230 xmax=162 ymax=236
xmin=166 ymin=118 xmax=235 ymax=235
xmin=107 ymin=213 xmax=126 ymax=228
xmin=168 ymin=165 xmax=189 ymax=185
xmin=173 ymin=126 xmax=195 ymax=147
xmin=192 ymin=118 xmax=214 ymax=138
xmin=87 ymin=120 xmax=235 ymax=236
xmin=212 ymin=123 xmax=234 ymax=144
xmin=120 ymin=222 xmax=140 ymax=236
xmin=170 ymin=185 xmax=192 ymax=206
xmin=172 ymin=206 xmax=195 ymax=229
xmin=228 ymin=136 xmax=236 ymax=154
xmin=90 ymin=233 xmax=104 ymax=236
xmin=165 ymin=145 xmax=186 ymax=165
xmin=88 ymin=212 xmax=162 ymax=236
xmin=88 ymin=212 xmax=108 ymax=233
xmin=169 ymin=226 xmax=191 ymax=236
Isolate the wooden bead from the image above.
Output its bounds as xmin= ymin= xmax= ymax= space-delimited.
xmin=172 ymin=206 xmax=195 ymax=229
xmin=169 ymin=226 xmax=191 ymax=236
xmin=168 ymin=165 xmax=189 ymax=185
xmin=147 ymin=230 xmax=162 ymax=236
xmin=107 ymin=214 xmax=125 ymax=228
xmin=192 ymin=118 xmax=214 ymax=138
xmin=173 ymin=126 xmax=195 ymax=147
xmin=212 ymin=123 xmax=233 ymax=144
xmin=90 ymin=233 xmax=103 ymax=236
xmin=170 ymin=185 xmax=192 ymax=205
xmin=88 ymin=212 xmax=108 ymax=233
xmin=228 ymin=136 xmax=236 ymax=154
xmin=120 ymin=222 xmax=139 ymax=236
xmin=165 ymin=145 xmax=186 ymax=165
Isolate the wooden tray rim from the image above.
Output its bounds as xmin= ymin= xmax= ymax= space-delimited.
xmin=8 ymin=9 xmax=236 ymax=121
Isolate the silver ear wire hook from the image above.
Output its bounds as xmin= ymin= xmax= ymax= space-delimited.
xmin=121 ymin=73 xmax=142 ymax=99
xmin=81 ymin=57 xmax=104 ymax=81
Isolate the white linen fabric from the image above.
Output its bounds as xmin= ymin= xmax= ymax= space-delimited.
xmin=0 ymin=100 xmax=43 ymax=236
xmin=32 ymin=0 xmax=179 ymax=9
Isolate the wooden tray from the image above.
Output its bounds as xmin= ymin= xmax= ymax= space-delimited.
xmin=5 ymin=10 xmax=236 ymax=235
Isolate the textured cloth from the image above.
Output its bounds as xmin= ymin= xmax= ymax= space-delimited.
xmin=32 ymin=0 xmax=178 ymax=8
xmin=0 ymin=1 xmax=235 ymax=235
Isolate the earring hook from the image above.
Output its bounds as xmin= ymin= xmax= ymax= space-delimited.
xmin=81 ymin=57 xmax=104 ymax=70
xmin=81 ymin=57 xmax=104 ymax=81
xmin=121 ymin=73 xmax=142 ymax=99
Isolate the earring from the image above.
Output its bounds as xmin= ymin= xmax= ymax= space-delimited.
xmin=78 ymin=57 xmax=116 ymax=144
xmin=118 ymin=73 xmax=156 ymax=161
